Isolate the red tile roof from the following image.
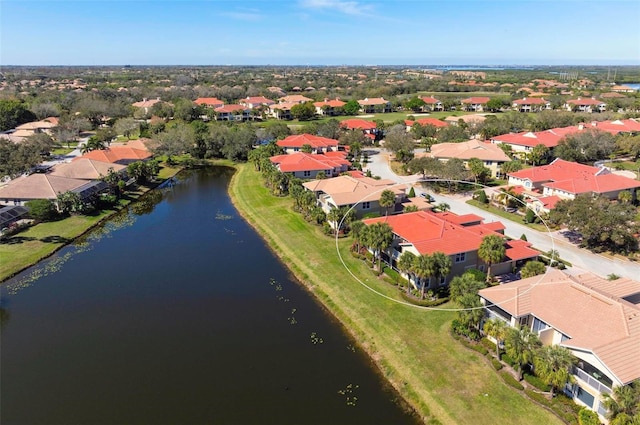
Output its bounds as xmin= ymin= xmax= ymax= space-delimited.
xmin=566 ymin=97 xmax=605 ymax=106
xmin=492 ymin=126 xmax=581 ymax=148
xmin=240 ymin=96 xmax=274 ymax=106
xmin=194 ymin=97 xmax=224 ymax=107
xmin=420 ymin=96 xmax=441 ymax=104
xmin=313 ymin=98 xmax=346 ymax=108
xmin=270 ymin=152 xmax=350 ymax=173
xmin=215 ymin=104 xmax=248 ymax=113
xmin=405 ymin=118 xmax=449 ymax=128
xmin=362 ymin=210 xmax=534 ymax=260
xmin=276 ymin=134 xmax=339 ymax=149
xmin=461 ymin=97 xmax=491 ymax=104
xmin=340 ymin=119 xmax=377 ymax=130
xmin=75 ymin=147 xmax=152 ymax=164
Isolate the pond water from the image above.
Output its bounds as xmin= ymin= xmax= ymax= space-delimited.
xmin=0 ymin=167 xmax=421 ymax=425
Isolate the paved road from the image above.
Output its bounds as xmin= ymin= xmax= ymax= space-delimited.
xmin=364 ymin=148 xmax=640 ymax=280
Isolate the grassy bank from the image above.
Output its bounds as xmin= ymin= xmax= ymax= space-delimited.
xmin=0 ymin=161 xmax=185 ymax=283
xmin=229 ymin=163 xmax=561 ymax=425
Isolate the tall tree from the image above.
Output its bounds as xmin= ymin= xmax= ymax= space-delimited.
xmin=505 ymin=326 xmax=541 ymax=380
xmin=468 ymin=157 xmax=491 ymax=183
xmin=413 ymin=254 xmax=436 ymax=298
xmin=555 ymin=128 xmax=616 ymax=164
xmin=533 ymin=345 xmax=576 ymax=397
xmin=478 ymin=234 xmax=505 ymax=281
xmin=363 ymin=222 xmax=394 ymax=271
xmin=483 ymin=318 xmax=509 ymax=359
xmin=379 ymin=189 xmax=396 ymax=217
xmin=601 ymin=380 xmax=640 ymax=424
xmin=114 ymin=117 xmax=140 ymax=140
xmin=397 ymin=251 xmax=417 ymax=293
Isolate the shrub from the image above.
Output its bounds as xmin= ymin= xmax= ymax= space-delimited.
xmin=471 ymin=344 xmax=489 ymax=355
xmin=500 ymin=371 xmax=524 ymax=390
xmin=476 ymin=189 xmax=488 ymax=204
xmin=480 ymin=337 xmax=496 ymax=351
xmin=578 ymin=408 xmax=600 ymax=425
xmin=523 ymin=373 xmax=551 ymax=391
xmin=525 ymin=389 xmax=552 ymax=407
xmin=492 ymin=358 xmax=503 ymax=370
xmin=408 ymin=186 xmax=416 ymax=198
xmin=520 ymin=233 xmax=528 ymax=241
xmin=401 ymin=291 xmax=449 ymax=307
xmin=501 ymin=353 xmax=518 ymax=368
xmin=25 ymin=199 xmax=57 ymax=222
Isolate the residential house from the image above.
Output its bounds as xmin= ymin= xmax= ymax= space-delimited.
xmin=357 ymin=97 xmax=392 ymax=113
xmin=507 ymin=158 xmax=640 ymax=203
xmin=427 ymin=139 xmax=512 ymax=178
xmin=565 ymin=98 xmax=607 ymax=113
xmin=611 ymin=85 xmax=636 ymax=93
xmin=214 ymin=104 xmax=251 ymax=121
xmin=490 ymin=126 xmax=580 ymax=154
xmin=132 ymin=97 xmax=164 ymax=115
xmin=420 ymin=96 xmax=444 ymax=111
xmin=194 ymin=97 xmax=225 ymax=108
xmin=0 ymin=174 xmax=108 ymax=206
xmin=270 ymin=152 xmax=350 ymax=179
xmin=302 ymin=175 xmax=406 ymax=219
xmin=278 ymin=94 xmax=313 ymax=104
xmin=238 ymin=96 xmax=275 ymax=109
xmin=363 ymin=210 xmax=538 ymax=285
xmin=512 ymin=98 xmax=551 ymax=112
xmin=340 ymin=119 xmax=378 ymax=141
xmin=479 ymin=269 xmax=640 ymax=421
xmin=444 ymin=114 xmax=487 ymax=126
xmin=276 ymin=134 xmax=339 ymax=154
xmin=49 ymin=158 xmax=127 ymax=180
xmin=0 ymin=205 xmax=29 ymax=233
xmin=14 ymin=119 xmax=58 ymax=136
xmin=405 ymin=117 xmax=449 ymax=131
xmin=461 ymin=97 xmax=491 ymax=112
xmin=268 ymin=102 xmax=297 ymax=120
xmin=313 ymin=98 xmax=345 ymax=116
xmin=75 ymin=146 xmax=153 ymax=165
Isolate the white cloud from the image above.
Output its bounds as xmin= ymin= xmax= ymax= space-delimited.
xmin=299 ymin=0 xmax=373 ymax=16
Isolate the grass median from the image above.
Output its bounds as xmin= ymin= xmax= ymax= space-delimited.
xmin=229 ymin=163 xmax=561 ymax=425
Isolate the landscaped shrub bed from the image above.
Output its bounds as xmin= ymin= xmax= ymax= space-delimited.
xmin=399 ymin=291 xmax=449 ymax=307
xmin=524 ymin=373 xmax=551 ymax=392
xmin=491 ymin=358 xmax=503 ymax=370
xmin=500 ymin=353 xmax=519 ymax=369
xmin=578 ymin=408 xmax=600 ymax=425
xmin=500 ymin=371 xmax=524 ymax=390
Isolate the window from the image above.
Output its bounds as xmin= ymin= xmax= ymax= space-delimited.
xmin=532 ymin=317 xmax=550 ymax=333
xmin=455 ymin=252 xmax=466 ymax=263
xmin=294 ymin=147 xmax=299 ymax=152
xmin=485 ymin=161 xmax=493 ymax=166
xmin=362 ymin=202 xmax=371 ymax=210
xmin=303 ymin=171 xmax=311 ymax=177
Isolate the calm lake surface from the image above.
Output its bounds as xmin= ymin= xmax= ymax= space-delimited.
xmin=0 ymin=167 xmax=421 ymax=425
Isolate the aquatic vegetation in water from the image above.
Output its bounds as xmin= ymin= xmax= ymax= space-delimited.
xmin=288 ymin=308 xmax=298 ymax=325
xmin=338 ymin=383 xmax=359 ymax=406
xmin=310 ymin=332 xmax=324 ymax=344
xmin=215 ymin=210 xmax=234 ymax=221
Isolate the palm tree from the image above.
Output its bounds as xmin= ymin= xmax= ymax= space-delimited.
xmin=602 ymin=380 xmax=640 ymax=423
xmin=478 ymin=234 xmax=506 ymax=281
xmin=327 ymin=208 xmax=342 ymax=235
xmin=398 ymin=251 xmax=417 ymax=293
xmin=431 ymin=251 xmax=452 ymax=288
xmin=533 ymin=345 xmax=576 ymax=397
xmin=483 ymin=318 xmax=509 ymax=359
xmin=505 ymin=326 xmax=542 ymax=380
xmin=350 ymin=220 xmax=365 ymax=253
xmin=458 ymin=293 xmax=484 ymax=335
xmin=414 ymin=254 xmax=436 ymax=299
xmin=379 ymin=189 xmax=396 ymax=217
xmin=434 ymin=202 xmax=450 ymax=212
xmin=364 ymin=222 xmax=394 ymax=271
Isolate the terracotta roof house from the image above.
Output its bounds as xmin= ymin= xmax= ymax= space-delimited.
xmin=132 ymin=97 xmax=165 ymax=114
xmin=110 ymin=138 xmax=152 ymax=151
xmin=461 ymin=97 xmax=491 ymax=112
xmin=0 ymin=174 xmax=108 ymax=206
xmin=507 ymin=158 xmax=640 ymax=203
xmin=49 ymin=158 xmax=127 ymax=180
xmin=428 ymin=139 xmax=512 ymax=178
xmin=238 ymin=96 xmax=275 ymax=109
xmin=490 ymin=126 xmax=581 ymax=153
xmin=214 ymin=104 xmax=250 ymax=121
xmin=444 ymin=114 xmax=487 ymax=126
xmin=357 ymin=97 xmax=392 ymax=113
xmin=565 ymin=97 xmax=607 ymax=113
xmin=15 ymin=119 xmax=57 ymax=132
xmin=313 ymin=98 xmax=346 ymax=116
xmin=600 ymin=92 xmax=626 ymax=99
xmin=611 ymin=85 xmax=636 ymax=93
xmin=268 ymin=101 xmax=298 ymax=120
xmin=302 ymin=175 xmax=405 ymax=219
xmin=512 ymin=97 xmax=551 ymax=112
xmin=270 ymin=152 xmax=350 ymax=179
xmin=405 ymin=117 xmax=449 ymax=129
xmin=276 ymin=134 xmax=339 ymax=154
xmin=587 ymin=118 xmax=640 ymax=134
xmin=420 ymin=96 xmax=444 ymax=111
xmin=479 ymin=269 xmax=640 ymax=420
xmin=194 ymin=97 xmax=224 ymax=108
xmin=340 ymin=119 xmax=379 ymax=141
xmin=278 ymin=95 xmax=313 ymax=104
xmin=363 ymin=210 xmax=538 ymax=286
xmin=75 ymin=146 xmax=153 ymax=165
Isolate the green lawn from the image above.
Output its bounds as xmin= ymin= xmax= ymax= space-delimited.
xmin=229 ymin=164 xmax=561 ymax=425
xmin=466 ymin=199 xmax=550 ymax=232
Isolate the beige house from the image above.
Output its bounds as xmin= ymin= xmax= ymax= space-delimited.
xmin=479 ymin=269 xmax=640 ymax=421
xmin=428 ymin=140 xmax=512 ymax=178
xmin=357 ymin=97 xmax=392 ymax=113
xmin=49 ymin=159 xmax=127 ymax=180
xmin=302 ymin=175 xmax=406 ymax=219
xmin=0 ymin=174 xmax=107 ymax=206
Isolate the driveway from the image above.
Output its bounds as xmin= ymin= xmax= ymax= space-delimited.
xmin=365 ymin=148 xmax=640 ymax=280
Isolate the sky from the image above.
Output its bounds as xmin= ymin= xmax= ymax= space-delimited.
xmin=1 ymin=0 xmax=639 ymax=66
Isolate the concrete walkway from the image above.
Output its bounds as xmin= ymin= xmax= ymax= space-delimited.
xmin=364 ymin=148 xmax=640 ymax=280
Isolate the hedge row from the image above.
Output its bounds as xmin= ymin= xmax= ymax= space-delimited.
xmin=500 ymin=371 xmax=524 ymax=391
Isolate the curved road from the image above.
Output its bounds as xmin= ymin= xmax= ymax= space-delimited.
xmin=364 ymin=148 xmax=640 ymax=280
